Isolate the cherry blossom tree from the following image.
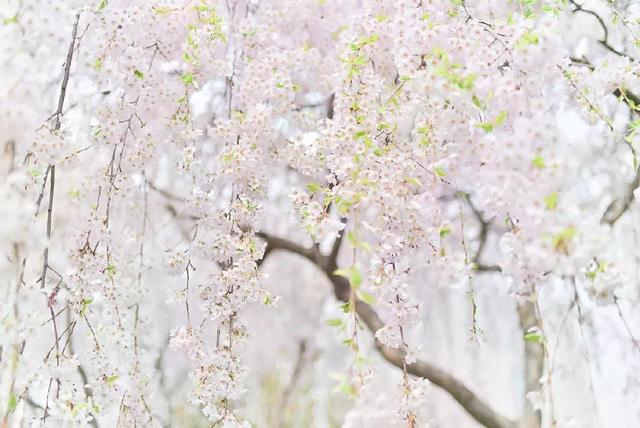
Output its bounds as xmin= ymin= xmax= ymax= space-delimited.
xmin=1 ymin=0 xmax=640 ymax=427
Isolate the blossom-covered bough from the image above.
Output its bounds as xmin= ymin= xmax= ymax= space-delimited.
xmin=1 ymin=0 xmax=639 ymax=427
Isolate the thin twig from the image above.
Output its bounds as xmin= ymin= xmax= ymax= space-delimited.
xmin=614 ymin=296 xmax=640 ymax=356
xmin=40 ymin=13 xmax=81 ymax=292
xmin=275 ymin=340 xmax=307 ymax=428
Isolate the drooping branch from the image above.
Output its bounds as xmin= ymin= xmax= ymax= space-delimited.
xmin=613 ymin=296 xmax=640 ymax=356
xmin=40 ymin=12 xmax=80 ymax=291
xmin=35 ymin=15 xmax=81 ymax=423
xmin=256 ymin=232 xmax=516 ymax=428
xmin=567 ymin=6 xmax=640 ymax=223
xmin=567 ymin=56 xmax=640 ymax=225
xmin=455 ymin=193 xmax=541 ymax=427
xmin=569 ymin=0 xmax=634 ymax=59
xmin=329 ymin=274 xmax=516 ymax=428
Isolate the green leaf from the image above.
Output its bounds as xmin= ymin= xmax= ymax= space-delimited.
xmin=342 ymin=337 xmax=359 ymax=352
xmin=532 ymin=155 xmax=545 ymax=169
xmin=306 ymin=183 xmax=321 ymax=193
xmin=523 ymin=327 xmax=544 ymax=343
xmin=263 ymin=293 xmax=274 ymax=305
xmin=80 ymin=298 xmax=93 ymax=315
xmin=353 ymin=130 xmax=367 ymax=139
xmin=340 ymin=301 xmax=354 ymax=313
xmin=405 ymin=177 xmax=422 ymax=186
xmin=333 ymin=268 xmax=349 ymax=279
xmin=153 ymin=5 xmax=175 ymax=15
xmin=333 ymin=266 xmax=362 ymax=288
xmin=475 ymin=122 xmax=494 ymax=133
xmin=349 ymin=269 xmax=362 ymax=288
xmin=7 ymin=393 xmax=17 ymax=414
xmin=494 ymin=110 xmax=508 ymax=126
xmin=475 ymin=111 xmax=508 ymax=133
xmin=133 ymin=69 xmax=144 ymax=79
xmin=439 ymin=226 xmax=451 ymax=238
xmin=544 ymin=192 xmax=558 ymax=210
xmin=471 ymin=94 xmax=484 ymax=109
xmin=459 ymin=73 xmax=477 ymax=90
xmin=434 ymin=166 xmax=446 ymax=177
xmin=586 ymin=261 xmax=606 ymax=279
xmin=516 ymin=30 xmax=539 ymax=49
xmin=2 ymin=13 xmax=18 ymax=25
xmin=105 ymin=374 xmax=118 ymax=385
xmin=105 ymin=264 xmax=116 ymax=279
xmin=341 ymin=381 xmax=357 ymax=397
xmin=326 ymin=318 xmax=343 ymax=327
xmin=357 ymin=290 xmax=376 ymax=304
xmin=551 ymin=226 xmax=576 ymax=253
xmin=181 ymin=73 xmax=194 ymax=85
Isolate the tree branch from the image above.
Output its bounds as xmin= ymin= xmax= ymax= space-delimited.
xmin=331 ymin=273 xmax=515 ymax=428
xmin=458 ymin=192 xmax=502 ymax=272
xmin=601 ymin=88 xmax=640 ymax=224
xmin=569 ymin=0 xmax=634 ymax=59
xmin=255 ymin=232 xmax=320 ymax=266
xmin=601 ymin=167 xmax=640 ymax=224
xmin=327 ymin=218 xmax=347 ymax=268
xmin=566 ymin=57 xmax=640 ymax=225
xmin=40 ymin=13 xmax=80 ymax=291
xmin=257 ymin=232 xmax=516 ymax=428
xmin=274 ymin=340 xmax=307 ymax=428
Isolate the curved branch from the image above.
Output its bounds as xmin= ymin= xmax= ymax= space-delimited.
xmin=255 ymin=232 xmax=320 ymax=266
xmin=565 ymin=58 xmax=640 ymax=225
xmin=601 ymin=168 xmax=640 ymax=224
xmin=332 ymin=274 xmax=516 ymax=428
xmin=257 ymin=232 xmax=516 ymax=428
xmin=569 ymin=0 xmax=634 ymax=59
xmin=458 ymin=192 xmax=503 ymax=272
xmin=601 ymin=89 xmax=640 ymax=224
